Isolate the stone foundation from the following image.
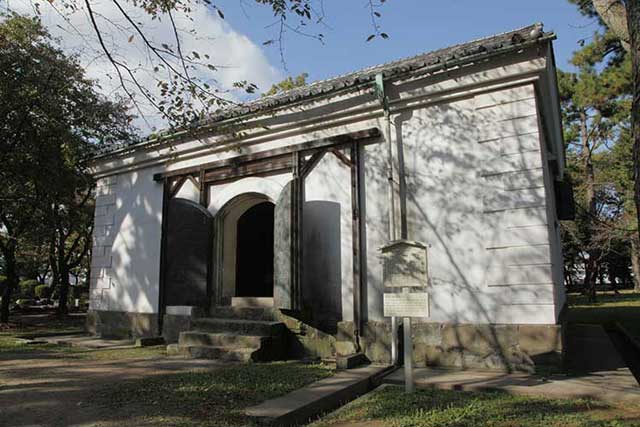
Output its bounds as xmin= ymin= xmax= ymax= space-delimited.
xmin=275 ymin=311 xmax=337 ymax=359
xmin=336 ymin=321 xmax=563 ymax=373
xmin=89 ymin=306 xmax=563 ymax=372
xmin=86 ymin=310 xmax=158 ymax=339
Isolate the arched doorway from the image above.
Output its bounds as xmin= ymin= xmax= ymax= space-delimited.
xmin=210 ymin=178 xmax=296 ymax=311
xmin=235 ymin=202 xmax=275 ymax=297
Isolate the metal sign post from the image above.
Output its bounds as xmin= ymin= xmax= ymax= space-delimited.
xmin=402 ymin=288 xmax=414 ymax=392
xmin=380 ymin=240 xmax=429 ymax=394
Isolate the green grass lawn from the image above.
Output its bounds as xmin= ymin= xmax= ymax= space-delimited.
xmin=311 ymin=385 xmax=640 ymax=427
xmin=566 ymin=290 xmax=640 ymax=337
xmin=0 ymin=312 xmax=169 ymax=360
xmin=0 ymin=312 xmax=85 ymax=340
xmin=94 ymin=361 xmax=333 ymax=426
xmin=0 ymin=333 xmax=168 ymax=359
xmin=0 ymin=319 xmax=334 ymax=427
xmin=0 ymin=333 xmax=168 ymax=360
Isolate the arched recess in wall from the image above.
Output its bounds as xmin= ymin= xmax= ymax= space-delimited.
xmin=208 ymin=176 xmax=284 ymax=217
xmin=208 ymin=177 xmax=285 ymax=309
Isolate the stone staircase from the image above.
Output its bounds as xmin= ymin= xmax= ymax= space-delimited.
xmin=171 ymin=306 xmax=287 ymax=362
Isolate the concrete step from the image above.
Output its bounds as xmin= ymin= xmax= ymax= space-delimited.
xmin=231 ymin=297 xmax=274 ymax=308
xmin=184 ymin=345 xmax=257 ymax=362
xmin=192 ymin=317 xmax=286 ymax=336
xmin=209 ymin=306 xmax=280 ymax=321
xmin=246 ymin=365 xmax=394 ymax=426
xmin=179 ymin=331 xmax=266 ymax=348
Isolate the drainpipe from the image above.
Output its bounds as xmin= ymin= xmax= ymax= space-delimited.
xmin=375 ymin=73 xmax=397 ymax=242
xmin=375 ymin=73 xmax=399 ymax=366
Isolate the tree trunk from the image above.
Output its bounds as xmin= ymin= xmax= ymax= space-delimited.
xmin=580 ymin=111 xmax=600 ymax=301
xmin=56 ymin=267 xmax=70 ymax=315
xmin=585 ymin=259 xmax=599 ymax=302
xmin=629 ymin=0 xmax=640 ymax=269
xmin=0 ymin=244 xmax=17 ymax=323
xmin=632 ymin=234 xmax=640 ymax=292
xmin=593 ymin=0 xmax=631 ymax=50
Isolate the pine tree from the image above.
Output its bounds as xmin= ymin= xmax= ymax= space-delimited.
xmin=559 ymin=29 xmax=633 ymax=299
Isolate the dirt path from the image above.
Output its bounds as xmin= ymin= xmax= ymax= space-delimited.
xmin=0 ymin=350 xmax=223 ymax=427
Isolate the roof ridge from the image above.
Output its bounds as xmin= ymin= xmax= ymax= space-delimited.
xmin=95 ymin=23 xmax=551 ymax=157
xmin=250 ymin=23 xmax=544 ymax=105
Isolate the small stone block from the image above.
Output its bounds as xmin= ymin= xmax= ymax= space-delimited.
xmin=166 ymin=305 xmax=202 ymax=316
xmin=135 ymin=336 xmax=165 ymax=347
xmin=336 ymin=352 xmax=369 ymax=370
xmin=335 ymin=340 xmax=357 ymax=356
xmin=166 ymin=343 xmax=185 ymax=355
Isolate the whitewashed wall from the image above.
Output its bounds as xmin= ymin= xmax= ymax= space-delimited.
xmin=89 ymin=44 xmax=565 ymax=326
xmin=361 ymin=84 xmax=559 ymax=325
xmin=89 ymin=167 xmax=163 ymax=314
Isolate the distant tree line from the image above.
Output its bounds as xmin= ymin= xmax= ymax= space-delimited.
xmin=562 ymin=0 xmax=639 ymax=300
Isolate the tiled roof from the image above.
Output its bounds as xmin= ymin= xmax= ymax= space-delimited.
xmin=208 ymin=23 xmax=548 ymax=122
xmin=98 ymin=23 xmax=552 ymax=157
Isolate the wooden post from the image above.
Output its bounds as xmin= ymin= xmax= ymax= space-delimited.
xmin=350 ymin=143 xmax=363 ymax=339
xmin=157 ymin=178 xmax=170 ymax=335
xmin=199 ymin=170 xmax=208 ymax=207
xmin=292 ymin=151 xmax=303 ymax=310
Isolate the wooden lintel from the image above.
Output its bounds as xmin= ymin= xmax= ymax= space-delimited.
xmin=203 ymin=157 xmax=292 ymax=183
xmin=153 ymin=127 xmax=381 ymax=181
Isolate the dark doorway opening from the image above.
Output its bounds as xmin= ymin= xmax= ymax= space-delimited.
xmin=235 ymin=201 xmax=275 ymax=297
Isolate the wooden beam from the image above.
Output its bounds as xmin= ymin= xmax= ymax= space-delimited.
xmin=169 ymin=176 xmax=187 ymax=199
xmin=329 ymin=148 xmax=353 ymax=168
xmin=350 ymin=143 xmax=364 ymax=336
xmin=198 ymin=170 xmax=208 ymax=207
xmin=293 ymin=151 xmax=303 ymax=310
xmin=300 ymin=149 xmax=327 ymax=178
xmin=153 ymin=127 xmax=381 ymax=181
xmin=187 ymin=174 xmax=200 ymax=189
xmin=157 ymin=178 xmax=170 ymax=334
xmin=204 ymin=155 xmax=292 ymax=183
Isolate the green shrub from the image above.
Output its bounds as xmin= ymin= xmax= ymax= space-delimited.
xmin=35 ymin=284 xmax=52 ymax=299
xmin=18 ymin=279 xmax=39 ymax=298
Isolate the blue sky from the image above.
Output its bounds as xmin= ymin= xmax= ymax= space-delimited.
xmin=219 ymin=0 xmax=599 ymax=85
xmin=8 ymin=0 xmax=601 ymax=130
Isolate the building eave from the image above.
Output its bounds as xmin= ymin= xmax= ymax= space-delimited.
xmin=92 ymin=24 xmax=555 ymax=164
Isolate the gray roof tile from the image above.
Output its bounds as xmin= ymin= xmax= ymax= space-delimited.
xmin=98 ymin=23 xmax=551 ymax=157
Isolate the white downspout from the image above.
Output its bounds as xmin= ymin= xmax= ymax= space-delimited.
xmin=375 ymin=73 xmax=399 ymax=365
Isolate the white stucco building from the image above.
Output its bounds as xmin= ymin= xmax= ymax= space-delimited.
xmin=88 ymin=24 xmax=570 ymax=371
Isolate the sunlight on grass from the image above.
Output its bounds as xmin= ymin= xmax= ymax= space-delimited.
xmin=94 ymin=361 xmax=334 ymax=426
xmin=0 ymin=334 xmax=166 ymax=360
xmin=0 ymin=327 xmax=335 ymax=427
xmin=568 ymin=290 xmax=640 ymax=308
xmin=566 ymin=291 xmax=640 ymax=337
xmin=311 ymin=385 xmax=640 ymax=427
